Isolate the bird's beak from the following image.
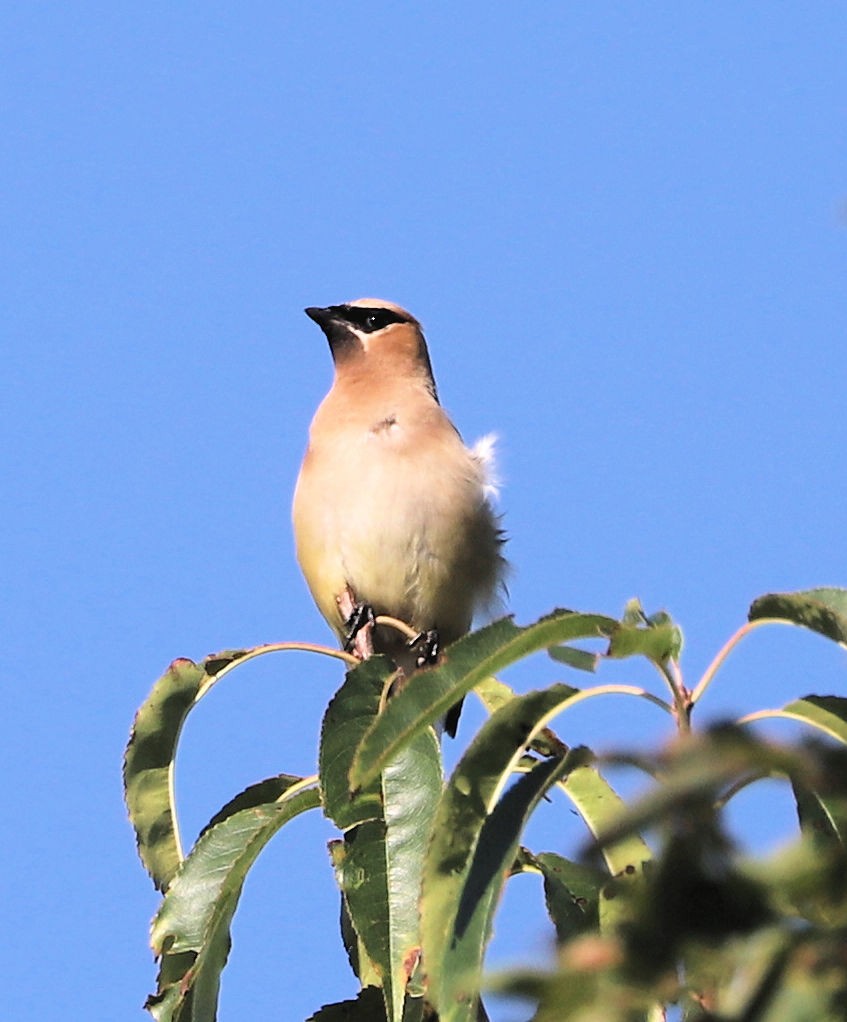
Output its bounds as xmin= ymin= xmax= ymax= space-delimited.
xmin=305 ymin=306 xmax=335 ymax=328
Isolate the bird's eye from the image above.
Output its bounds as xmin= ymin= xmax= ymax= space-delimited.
xmin=344 ymin=306 xmax=406 ymax=332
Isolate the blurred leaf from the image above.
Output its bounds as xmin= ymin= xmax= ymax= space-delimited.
xmin=148 ymin=782 xmax=320 ymax=1021
xmin=423 ymin=754 xmax=575 ymax=1022
xmin=486 ymin=944 xmax=651 ymax=1022
xmin=756 ymin=966 xmax=844 ymax=1022
xmin=793 ymin=774 xmax=847 ymax=855
xmin=742 ymin=833 xmax=847 ymax=927
xmin=320 ymin=656 xmax=396 ymax=830
xmin=597 ymin=863 xmax=648 ymax=939
xmin=733 ymin=931 xmax=847 ymax=1022
xmin=351 ymin=611 xmax=617 ymax=790
xmin=600 ymin=815 xmax=774 ymax=989
xmin=337 ymin=727 xmax=442 ymax=1022
xmin=749 ymin=587 xmax=847 ymax=645
xmin=590 ymin=727 xmax=800 ymax=851
xmin=124 ymin=651 xmax=252 ymax=891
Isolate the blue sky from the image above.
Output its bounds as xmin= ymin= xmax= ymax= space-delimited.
xmin=3 ymin=5 xmax=846 ymax=1019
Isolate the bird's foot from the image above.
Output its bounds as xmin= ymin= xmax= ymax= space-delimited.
xmin=343 ymin=601 xmax=376 ymax=658
xmin=408 ymin=629 xmax=440 ymax=668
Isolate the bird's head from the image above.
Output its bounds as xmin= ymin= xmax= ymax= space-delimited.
xmin=304 ymin=298 xmax=437 ymax=395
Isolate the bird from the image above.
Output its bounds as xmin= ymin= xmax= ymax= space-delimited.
xmin=292 ymin=298 xmax=506 ymax=736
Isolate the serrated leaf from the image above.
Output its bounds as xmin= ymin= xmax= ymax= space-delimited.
xmin=328 ymin=841 xmax=382 ymax=988
xmin=148 ymin=782 xmax=320 ymax=1020
xmin=351 ymin=611 xmax=617 ymax=790
xmin=749 ymin=587 xmax=847 ymax=645
xmin=124 ymin=654 xmax=245 ymax=890
xmin=125 ymin=647 xmax=285 ymax=891
xmin=320 ymin=656 xmax=396 ymax=830
xmin=381 ymin=727 xmax=442 ymax=1021
xmin=199 ymin=774 xmax=305 ymax=837
xmin=338 ymin=727 xmax=442 ymax=1022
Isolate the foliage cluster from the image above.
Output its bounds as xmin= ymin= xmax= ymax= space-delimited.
xmin=125 ymin=588 xmax=847 ymax=1021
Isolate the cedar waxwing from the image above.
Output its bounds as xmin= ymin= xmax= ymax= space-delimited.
xmin=292 ymin=298 xmax=506 ymax=735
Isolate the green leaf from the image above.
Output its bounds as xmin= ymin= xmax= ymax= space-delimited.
xmin=320 ymin=656 xmax=396 ymax=830
xmin=199 ymin=773 xmax=305 ymax=836
xmin=747 ymin=933 xmax=847 ymax=1022
xmin=126 ymin=641 xmax=347 ymax=891
xmin=337 ymin=727 xmax=443 ymax=1022
xmin=793 ymin=776 xmax=847 ymax=854
xmin=548 ymin=645 xmax=600 ymax=672
xmin=381 ymin=727 xmax=442 ymax=1021
xmin=423 ymin=755 xmax=576 ymax=1022
xmin=561 ymin=765 xmax=652 ymax=876
xmin=749 ymin=587 xmax=847 ymax=645
xmin=418 ymin=681 xmax=597 ymax=1020
xmin=607 ymin=602 xmax=683 ymax=664
xmin=328 ymin=841 xmax=382 ymax=988
xmin=486 ymin=960 xmax=653 ymax=1022
xmin=743 ymin=696 xmax=847 ymax=746
xmin=597 ymin=862 xmax=648 ymax=938
xmin=351 ymin=611 xmax=617 ymax=790
xmin=527 ymin=851 xmax=605 ymax=942
xmin=780 ymin=696 xmax=847 ymax=745
xmin=148 ymin=781 xmax=320 ymax=1021
xmin=473 ymin=676 xmax=569 ymax=759
xmin=124 ymin=651 xmax=252 ymax=891
xmin=475 ymin=677 xmax=653 ymax=874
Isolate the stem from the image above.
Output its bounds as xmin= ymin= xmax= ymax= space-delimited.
xmin=689 ymin=617 xmax=786 ymax=707
xmin=197 ymin=641 xmax=359 ymax=697
xmin=739 ymin=707 xmax=847 ymax=744
xmin=657 ymin=658 xmax=691 ymax=734
xmin=374 ymin=614 xmax=419 ymax=641
xmin=275 ymin=773 xmax=320 ymax=802
xmin=714 ymin=770 xmax=767 ymax=810
xmin=551 ymin=683 xmax=674 ymax=716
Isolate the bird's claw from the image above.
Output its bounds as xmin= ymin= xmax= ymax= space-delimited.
xmin=408 ymin=628 xmax=440 ymax=668
xmin=343 ymin=602 xmax=376 ymax=652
